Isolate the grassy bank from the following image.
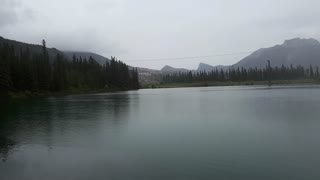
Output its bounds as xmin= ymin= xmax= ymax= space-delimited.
xmin=143 ymin=79 xmax=320 ymax=89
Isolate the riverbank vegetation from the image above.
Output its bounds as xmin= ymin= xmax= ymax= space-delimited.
xmin=153 ymin=65 xmax=320 ymax=88
xmin=145 ymin=79 xmax=320 ymax=89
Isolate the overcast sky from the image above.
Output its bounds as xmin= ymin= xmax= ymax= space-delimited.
xmin=1 ymin=0 xmax=320 ymax=69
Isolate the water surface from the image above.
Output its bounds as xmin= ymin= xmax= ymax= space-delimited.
xmin=1 ymin=85 xmax=320 ymax=180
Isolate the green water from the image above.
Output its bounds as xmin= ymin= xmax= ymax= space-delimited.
xmin=1 ymin=85 xmax=320 ymax=180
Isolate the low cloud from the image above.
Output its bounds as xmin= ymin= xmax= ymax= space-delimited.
xmin=0 ymin=0 xmax=19 ymax=27
xmin=2 ymin=0 xmax=320 ymax=69
xmin=47 ymin=29 xmax=127 ymax=57
xmin=0 ymin=0 xmax=34 ymax=29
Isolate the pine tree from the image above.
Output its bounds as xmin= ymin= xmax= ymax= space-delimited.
xmin=0 ymin=44 xmax=11 ymax=93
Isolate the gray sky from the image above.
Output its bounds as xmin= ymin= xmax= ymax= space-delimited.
xmin=1 ymin=0 xmax=320 ymax=69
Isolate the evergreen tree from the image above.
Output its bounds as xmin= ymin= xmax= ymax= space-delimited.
xmin=160 ymin=65 xmax=317 ymax=84
xmin=0 ymin=40 xmax=140 ymax=94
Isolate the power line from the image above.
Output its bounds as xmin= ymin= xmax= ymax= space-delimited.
xmin=125 ymin=51 xmax=252 ymax=62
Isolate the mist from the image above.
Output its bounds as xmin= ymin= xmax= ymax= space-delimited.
xmin=1 ymin=0 xmax=320 ymax=69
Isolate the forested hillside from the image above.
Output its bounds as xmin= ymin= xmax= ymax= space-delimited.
xmin=63 ymin=51 xmax=110 ymax=65
xmin=0 ymin=40 xmax=139 ymax=96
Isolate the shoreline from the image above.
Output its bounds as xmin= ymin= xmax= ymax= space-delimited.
xmin=6 ymin=79 xmax=320 ymax=99
xmin=142 ymin=79 xmax=320 ymax=89
xmin=7 ymin=87 xmax=139 ymax=99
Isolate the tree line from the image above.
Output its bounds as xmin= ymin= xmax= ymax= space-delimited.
xmin=161 ymin=65 xmax=320 ymax=84
xmin=0 ymin=40 xmax=139 ymax=94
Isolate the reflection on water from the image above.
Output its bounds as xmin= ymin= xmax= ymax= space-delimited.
xmin=0 ymin=137 xmax=15 ymax=162
xmin=0 ymin=100 xmax=17 ymax=162
xmin=1 ymin=86 xmax=320 ymax=180
xmin=0 ymin=92 xmax=133 ymax=161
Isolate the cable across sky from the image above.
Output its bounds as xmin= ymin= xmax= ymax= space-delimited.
xmin=125 ymin=51 xmax=253 ymax=62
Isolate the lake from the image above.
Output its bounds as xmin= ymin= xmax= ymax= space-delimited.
xmin=1 ymin=85 xmax=320 ymax=180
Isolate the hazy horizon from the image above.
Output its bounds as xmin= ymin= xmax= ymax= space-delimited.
xmin=1 ymin=0 xmax=320 ymax=69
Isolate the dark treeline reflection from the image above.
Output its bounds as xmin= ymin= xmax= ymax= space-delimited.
xmin=0 ymin=100 xmax=20 ymax=161
xmin=0 ymin=93 xmax=133 ymax=160
xmin=0 ymin=136 xmax=14 ymax=162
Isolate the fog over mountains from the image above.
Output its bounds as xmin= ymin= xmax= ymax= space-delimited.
xmin=2 ymin=36 xmax=320 ymax=76
xmin=161 ymin=65 xmax=189 ymax=73
xmin=0 ymin=36 xmax=63 ymax=61
xmin=63 ymin=51 xmax=110 ymax=65
xmin=162 ymin=38 xmax=320 ymax=73
xmin=197 ymin=63 xmax=229 ymax=72
xmin=234 ymin=38 xmax=320 ymax=68
xmin=0 ymin=36 xmax=162 ymax=85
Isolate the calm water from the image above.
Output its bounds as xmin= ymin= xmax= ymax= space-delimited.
xmin=1 ymin=85 xmax=320 ymax=180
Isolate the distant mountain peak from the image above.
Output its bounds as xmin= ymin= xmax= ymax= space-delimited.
xmin=161 ymin=65 xmax=189 ymax=73
xmin=197 ymin=63 xmax=213 ymax=71
xmin=161 ymin=65 xmax=173 ymax=69
xmin=161 ymin=65 xmax=177 ymax=71
xmin=282 ymin=38 xmax=320 ymax=47
xmin=197 ymin=62 xmax=229 ymax=71
xmin=234 ymin=37 xmax=320 ymax=68
xmin=198 ymin=62 xmax=212 ymax=67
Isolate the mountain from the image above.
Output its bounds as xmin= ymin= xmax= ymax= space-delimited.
xmin=234 ymin=38 xmax=320 ymax=68
xmin=4 ymin=36 xmax=320 ymax=85
xmin=63 ymin=51 xmax=110 ymax=65
xmin=0 ymin=36 xmax=111 ymax=65
xmin=161 ymin=38 xmax=320 ymax=71
xmin=197 ymin=63 xmax=229 ymax=71
xmin=161 ymin=65 xmax=189 ymax=73
xmin=0 ymin=36 xmax=163 ymax=85
xmin=160 ymin=63 xmax=229 ymax=73
xmin=197 ymin=63 xmax=214 ymax=71
xmin=0 ymin=36 xmax=63 ymax=61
